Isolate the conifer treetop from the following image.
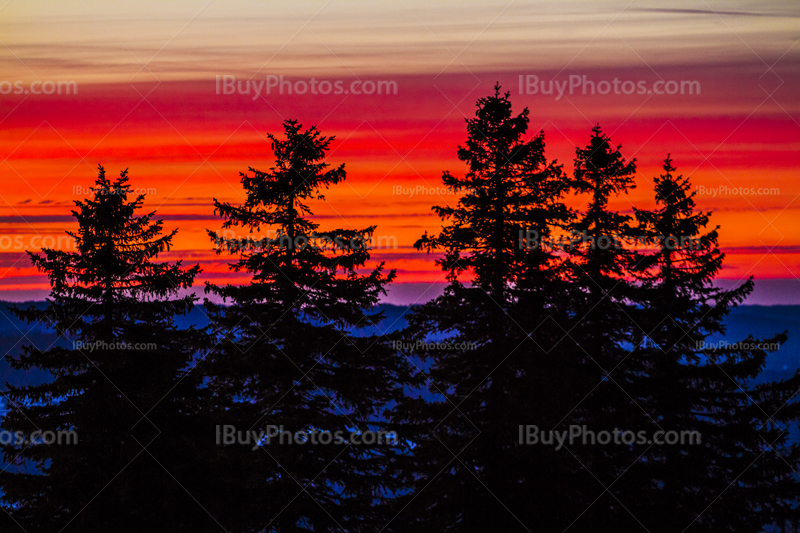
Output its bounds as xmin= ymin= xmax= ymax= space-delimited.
xmin=415 ymin=83 xmax=570 ymax=290
xmin=27 ymin=165 xmax=198 ymax=317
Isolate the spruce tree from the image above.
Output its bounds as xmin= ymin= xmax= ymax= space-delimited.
xmin=203 ymin=119 xmax=416 ymax=532
xmin=559 ymin=125 xmax=650 ymax=529
xmin=622 ymin=157 xmax=800 ymax=531
xmin=0 ymin=166 xmax=215 ymax=531
xmin=394 ymin=85 xmax=580 ymax=532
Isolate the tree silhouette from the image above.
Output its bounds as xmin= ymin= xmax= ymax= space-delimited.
xmin=0 ymin=104 xmax=797 ymax=533
xmin=0 ymin=166 xmax=214 ymax=531
xmin=203 ymin=119 xmax=418 ymax=532
xmin=394 ymin=85 xmax=580 ymax=532
xmin=622 ymin=157 xmax=800 ymax=531
xmin=558 ymin=125 xmax=652 ymax=529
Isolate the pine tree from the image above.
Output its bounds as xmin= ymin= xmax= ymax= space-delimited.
xmin=393 ymin=85 xmax=581 ymax=532
xmin=559 ymin=125 xmax=650 ymax=529
xmin=0 ymin=166 xmax=216 ymax=532
xmin=621 ymin=157 xmax=800 ymax=531
xmin=203 ymin=119 xmax=416 ymax=532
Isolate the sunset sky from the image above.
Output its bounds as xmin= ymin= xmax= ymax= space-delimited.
xmin=1 ymin=0 xmax=798 ymax=304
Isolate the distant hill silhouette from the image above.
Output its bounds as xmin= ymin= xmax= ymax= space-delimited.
xmin=0 ymin=301 xmax=414 ymax=395
xmin=0 ymin=300 xmax=794 ymax=391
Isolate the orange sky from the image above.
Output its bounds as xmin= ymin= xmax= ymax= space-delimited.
xmin=1 ymin=0 xmax=799 ymax=303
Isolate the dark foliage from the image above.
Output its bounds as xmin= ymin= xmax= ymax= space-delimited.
xmin=0 ymin=93 xmax=798 ymax=533
xmin=0 ymin=166 xmax=215 ymax=532
xmin=202 ymin=120 xmax=420 ymax=532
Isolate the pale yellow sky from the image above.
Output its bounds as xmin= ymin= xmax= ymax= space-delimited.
xmin=1 ymin=0 xmax=798 ymax=82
